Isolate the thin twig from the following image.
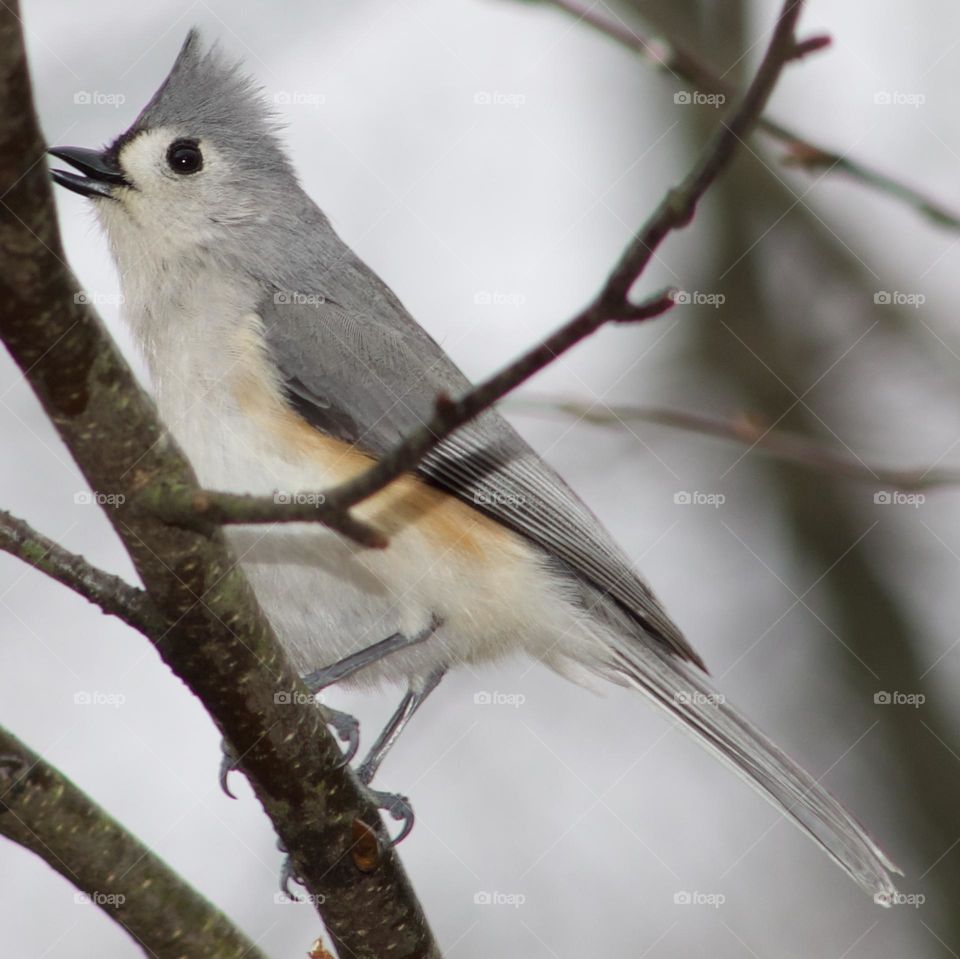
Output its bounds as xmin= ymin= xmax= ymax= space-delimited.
xmin=152 ymin=0 xmax=814 ymax=538
xmin=144 ymin=485 xmax=388 ymax=547
xmin=0 ymin=510 xmax=162 ymax=634
xmin=512 ymin=395 xmax=956 ymax=491
xmin=0 ymin=725 xmax=269 ymax=959
xmin=544 ymin=0 xmax=960 ymax=231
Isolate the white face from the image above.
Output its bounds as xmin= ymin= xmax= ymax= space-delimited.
xmin=96 ymin=127 xmax=258 ymax=263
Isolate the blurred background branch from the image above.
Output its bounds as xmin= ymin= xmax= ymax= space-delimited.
xmin=543 ymin=0 xmax=960 ymax=231
xmin=589 ymin=0 xmax=960 ymax=950
xmin=514 ymin=394 xmax=960 ymax=490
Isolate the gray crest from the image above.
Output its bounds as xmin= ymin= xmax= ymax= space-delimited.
xmin=109 ymin=29 xmax=292 ymax=177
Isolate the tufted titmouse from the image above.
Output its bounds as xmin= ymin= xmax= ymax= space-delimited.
xmin=49 ymin=30 xmax=899 ymax=899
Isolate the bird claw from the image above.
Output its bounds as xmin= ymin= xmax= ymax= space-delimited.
xmin=221 ymin=697 xmax=415 ymax=896
xmin=218 ymin=701 xmax=360 ymax=800
xmin=279 ymin=853 xmax=305 ymax=899
xmin=219 ymin=739 xmax=239 ymax=799
xmin=319 ymin=705 xmax=361 ymax=766
xmin=365 ymin=787 xmax=415 ymax=845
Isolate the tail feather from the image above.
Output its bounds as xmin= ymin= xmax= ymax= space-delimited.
xmin=602 ymin=639 xmax=901 ymax=902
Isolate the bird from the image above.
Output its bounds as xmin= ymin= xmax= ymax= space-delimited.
xmin=49 ymin=28 xmax=900 ymax=901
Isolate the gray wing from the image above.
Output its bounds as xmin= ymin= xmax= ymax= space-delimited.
xmin=259 ymin=281 xmax=701 ymax=668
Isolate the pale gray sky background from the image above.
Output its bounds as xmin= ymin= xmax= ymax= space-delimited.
xmin=3 ymin=1 xmax=960 ymax=956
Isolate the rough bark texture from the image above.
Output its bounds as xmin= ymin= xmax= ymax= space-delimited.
xmin=0 ymin=510 xmax=161 ymax=634
xmin=0 ymin=725 xmax=269 ymax=959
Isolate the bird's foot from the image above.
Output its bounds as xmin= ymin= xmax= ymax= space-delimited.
xmin=279 ymin=853 xmax=304 ymax=899
xmin=219 ymin=702 xmax=361 ymax=798
xmin=362 ymin=783 xmax=415 ymax=845
xmin=318 ymin=704 xmax=360 ymax=767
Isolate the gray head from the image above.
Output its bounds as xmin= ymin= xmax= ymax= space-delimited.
xmin=49 ymin=30 xmax=303 ymax=262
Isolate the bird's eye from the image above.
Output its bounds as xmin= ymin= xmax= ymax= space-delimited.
xmin=166 ymin=139 xmax=203 ymax=175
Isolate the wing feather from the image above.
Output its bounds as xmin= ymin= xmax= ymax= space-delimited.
xmin=258 ymin=287 xmax=701 ymax=667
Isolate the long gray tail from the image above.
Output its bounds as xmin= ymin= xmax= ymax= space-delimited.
xmin=599 ymin=635 xmax=901 ymax=902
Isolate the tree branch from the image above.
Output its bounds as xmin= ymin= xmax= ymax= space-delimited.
xmin=142 ymin=484 xmax=388 ymax=547
xmin=150 ymin=0 xmax=813 ymax=540
xmin=543 ymin=0 xmax=960 ymax=231
xmin=0 ymin=8 xmax=438 ymax=957
xmin=513 ymin=395 xmax=958 ymax=491
xmin=0 ymin=510 xmax=162 ymax=635
xmin=0 ymin=725 xmax=268 ymax=959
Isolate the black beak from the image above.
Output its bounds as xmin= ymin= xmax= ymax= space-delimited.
xmin=48 ymin=146 xmax=128 ymax=199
